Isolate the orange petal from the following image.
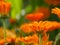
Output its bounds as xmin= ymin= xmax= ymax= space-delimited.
xmin=25 ymin=13 xmax=44 ymax=21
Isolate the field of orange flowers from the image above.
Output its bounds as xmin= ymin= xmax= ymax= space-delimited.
xmin=0 ymin=0 xmax=60 ymax=45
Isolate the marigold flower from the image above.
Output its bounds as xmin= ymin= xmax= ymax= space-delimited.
xmin=9 ymin=18 xmax=16 ymax=24
xmin=6 ymin=30 xmax=16 ymax=38
xmin=25 ymin=7 xmax=50 ymax=21
xmin=19 ymin=34 xmax=39 ymax=44
xmin=20 ymin=21 xmax=60 ymax=33
xmin=35 ymin=7 xmax=50 ymax=19
xmin=42 ymin=34 xmax=53 ymax=45
xmin=19 ymin=33 xmax=52 ymax=45
xmin=33 ymin=43 xmax=38 ymax=45
xmin=0 ymin=28 xmax=16 ymax=40
xmin=0 ymin=1 xmax=11 ymax=15
xmin=20 ymin=21 xmax=39 ymax=33
xmin=0 ymin=28 xmax=4 ymax=39
xmin=15 ymin=38 xmax=21 ymax=45
xmin=0 ymin=39 xmax=5 ymax=45
xmin=44 ymin=0 xmax=60 ymax=6
xmin=51 ymin=7 xmax=60 ymax=18
xmin=25 ymin=12 xmax=44 ymax=21
xmin=20 ymin=23 xmax=34 ymax=33
xmin=38 ymin=21 xmax=60 ymax=33
xmin=30 ymin=21 xmax=39 ymax=32
xmin=0 ymin=0 xmax=4 ymax=1
xmin=6 ymin=37 xmax=16 ymax=43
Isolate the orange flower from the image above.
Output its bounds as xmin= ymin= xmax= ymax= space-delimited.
xmin=9 ymin=18 xmax=16 ymax=24
xmin=25 ymin=7 xmax=50 ymax=21
xmin=0 ymin=0 xmax=4 ymax=1
xmin=36 ymin=7 xmax=50 ymax=19
xmin=0 ymin=1 xmax=11 ymax=15
xmin=30 ymin=21 xmax=39 ymax=32
xmin=20 ymin=21 xmax=60 ymax=33
xmin=25 ymin=12 xmax=44 ymax=21
xmin=38 ymin=21 xmax=60 ymax=33
xmin=51 ymin=7 xmax=60 ymax=18
xmin=0 ymin=39 xmax=5 ymax=45
xmin=44 ymin=0 xmax=60 ymax=5
xmin=19 ymin=34 xmax=39 ymax=44
xmin=0 ymin=28 xmax=16 ymax=40
xmin=6 ymin=37 xmax=16 ymax=43
xmin=20 ymin=23 xmax=33 ymax=33
xmin=19 ymin=33 xmax=52 ymax=45
xmin=20 ymin=21 xmax=39 ymax=33
xmin=42 ymin=34 xmax=53 ymax=45
xmin=0 ymin=37 xmax=19 ymax=44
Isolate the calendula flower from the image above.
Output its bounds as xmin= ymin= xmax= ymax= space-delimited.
xmin=0 ymin=28 xmax=4 ymax=39
xmin=19 ymin=34 xmax=39 ymax=44
xmin=35 ymin=7 xmax=50 ymax=19
xmin=0 ymin=1 xmax=11 ymax=15
xmin=0 ymin=28 xmax=16 ymax=40
xmin=15 ymin=38 xmax=21 ymax=45
xmin=20 ymin=21 xmax=39 ymax=33
xmin=0 ymin=39 xmax=5 ymax=45
xmin=25 ymin=7 xmax=50 ymax=21
xmin=44 ymin=0 xmax=60 ymax=6
xmin=9 ymin=18 xmax=16 ymax=24
xmin=20 ymin=23 xmax=33 ymax=33
xmin=33 ymin=43 xmax=39 ymax=45
xmin=0 ymin=0 xmax=4 ymax=1
xmin=6 ymin=30 xmax=16 ymax=38
xmin=20 ymin=21 xmax=60 ymax=33
xmin=25 ymin=12 xmax=44 ymax=21
xmin=38 ymin=21 xmax=60 ymax=33
xmin=30 ymin=21 xmax=39 ymax=32
xmin=42 ymin=34 xmax=53 ymax=45
xmin=51 ymin=7 xmax=60 ymax=18
xmin=6 ymin=37 xmax=16 ymax=43
xmin=19 ymin=33 xmax=52 ymax=45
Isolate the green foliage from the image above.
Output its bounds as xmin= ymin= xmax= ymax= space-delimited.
xmin=7 ymin=0 xmax=23 ymax=19
xmin=25 ymin=5 xmax=33 ymax=14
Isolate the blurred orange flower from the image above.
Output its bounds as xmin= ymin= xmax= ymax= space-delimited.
xmin=25 ymin=7 xmax=50 ymax=21
xmin=19 ymin=33 xmax=52 ymax=45
xmin=51 ymin=7 xmax=60 ymax=18
xmin=44 ymin=0 xmax=60 ymax=5
xmin=25 ymin=12 xmax=44 ymax=21
xmin=9 ymin=18 xmax=16 ymax=24
xmin=0 ymin=0 xmax=4 ymax=1
xmin=42 ymin=34 xmax=53 ymax=45
xmin=36 ymin=7 xmax=50 ymax=19
xmin=6 ymin=37 xmax=16 ymax=43
xmin=19 ymin=34 xmax=39 ymax=44
xmin=0 ymin=1 xmax=11 ymax=15
xmin=0 ymin=39 xmax=5 ymax=45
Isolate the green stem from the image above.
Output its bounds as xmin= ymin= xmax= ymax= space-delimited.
xmin=2 ymin=19 xmax=6 ymax=42
xmin=39 ymin=34 xmax=42 ymax=45
xmin=54 ymin=41 xmax=56 ymax=45
xmin=54 ymin=33 xmax=60 ymax=45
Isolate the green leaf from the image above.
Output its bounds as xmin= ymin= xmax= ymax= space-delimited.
xmin=25 ymin=5 xmax=32 ymax=13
